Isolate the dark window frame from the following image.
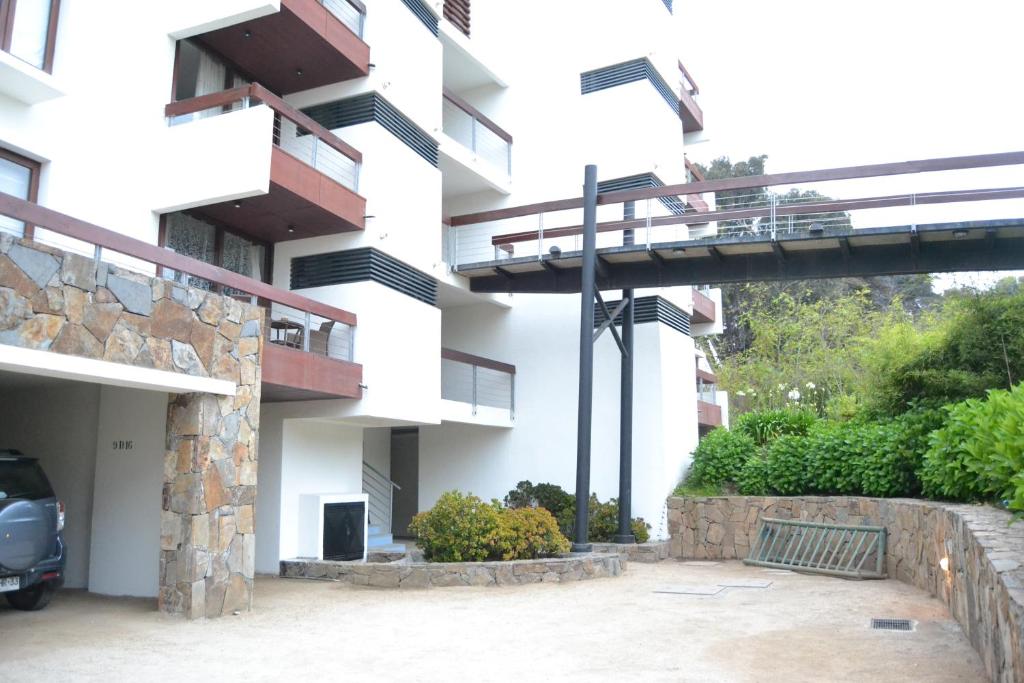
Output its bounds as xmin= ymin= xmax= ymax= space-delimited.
xmin=0 ymin=145 xmax=41 ymax=239
xmin=0 ymin=0 xmax=61 ymax=73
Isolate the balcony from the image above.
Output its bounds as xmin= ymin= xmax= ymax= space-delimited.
xmin=0 ymin=193 xmax=363 ymax=402
xmin=194 ymin=0 xmax=369 ymax=95
xmin=697 ymin=400 xmax=722 ymax=431
xmin=164 ymin=82 xmax=365 ymax=242
xmin=678 ymin=61 xmax=704 ymax=133
xmin=440 ymin=347 xmax=514 ymax=427
xmin=0 ymin=0 xmax=62 ymax=103
xmin=691 ymin=287 xmax=716 ymax=324
xmin=439 ymin=88 xmax=512 ymax=196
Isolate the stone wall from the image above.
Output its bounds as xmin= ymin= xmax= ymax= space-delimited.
xmin=0 ymin=235 xmax=263 ymax=618
xmin=667 ymin=496 xmax=1024 ymax=683
xmin=590 ymin=540 xmax=670 ymax=563
xmin=280 ymin=553 xmax=625 ymax=588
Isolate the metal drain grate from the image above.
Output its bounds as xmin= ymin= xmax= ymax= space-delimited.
xmin=871 ymin=618 xmax=913 ymax=631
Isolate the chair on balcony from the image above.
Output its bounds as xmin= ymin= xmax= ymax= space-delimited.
xmin=285 ymin=321 xmax=334 ymax=356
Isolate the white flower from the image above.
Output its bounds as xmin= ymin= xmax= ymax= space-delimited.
xmin=788 ymin=389 xmax=801 ymax=401
xmin=736 ymin=391 xmax=746 ymax=397
xmin=778 ymin=383 xmax=787 ymax=391
xmin=806 ymin=382 xmax=816 ymax=390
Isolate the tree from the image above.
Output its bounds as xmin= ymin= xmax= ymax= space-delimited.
xmin=692 ymin=155 xmax=939 ymax=357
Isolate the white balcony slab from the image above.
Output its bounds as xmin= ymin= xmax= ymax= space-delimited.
xmin=440 ymin=399 xmax=513 ymax=429
xmin=0 ymin=51 xmax=63 ymax=104
xmin=438 ymin=132 xmax=511 ymax=197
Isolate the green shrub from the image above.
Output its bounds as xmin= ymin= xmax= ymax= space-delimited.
xmin=503 ymin=480 xmax=574 ymax=517
xmin=687 ymin=428 xmax=757 ymax=488
xmin=409 ymin=491 xmax=502 ymax=562
xmin=736 ymin=455 xmax=771 ymax=495
xmin=411 ymin=491 xmax=575 ymax=562
xmin=760 ymin=419 xmax=928 ymax=498
xmin=735 ymin=409 xmax=817 ymax=446
xmin=671 ymin=482 xmax=722 ymax=497
xmin=495 ymin=507 xmax=570 ymax=560
xmin=920 ymin=384 xmax=1024 ymax=509
xmin=558 ymin=494 xmax=651 ymax=544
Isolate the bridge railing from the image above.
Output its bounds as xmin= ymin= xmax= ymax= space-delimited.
xmin=445 ymin=152 xmax=1024 ymax=268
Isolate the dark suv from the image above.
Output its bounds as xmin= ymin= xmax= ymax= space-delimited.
xmin=0 ymin=450 xmax=65 ymax=611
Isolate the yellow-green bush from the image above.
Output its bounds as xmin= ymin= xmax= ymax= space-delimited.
xmin=495 ymin=507 xmax=570 ymax=560
xmin=408 ymin=491 xmax=502 ymax=562
xmin=409 ymin=490 xmax=571 ymax=562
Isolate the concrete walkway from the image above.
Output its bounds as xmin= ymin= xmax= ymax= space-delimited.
xmin=1 ymin=561 xmax=986 ymax=681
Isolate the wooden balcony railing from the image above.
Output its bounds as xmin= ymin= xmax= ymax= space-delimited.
xmin=165 ymin=82 xmax=362 ymax=191
xmin=443 ymin=0 xmax=471 ymax=36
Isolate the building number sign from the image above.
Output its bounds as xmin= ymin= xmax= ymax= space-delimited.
xmin=112 ymin=440 xmax=134 ymax=450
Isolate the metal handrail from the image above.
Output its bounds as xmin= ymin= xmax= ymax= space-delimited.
xmin=362 ymin=462 xmax=399 ymax=535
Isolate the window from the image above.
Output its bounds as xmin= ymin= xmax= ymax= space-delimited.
xmin=0 ymin=0 xmax=61 ymax=72
xmin=0 ymin=147 xmax=40 ymax=238
xmin=162 ymin=212 xmax=269 ymax=292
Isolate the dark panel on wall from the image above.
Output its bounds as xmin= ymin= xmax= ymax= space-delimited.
xmin=291 ymin=247 xmax=438 ymax=305
xmin=303 ymin=93 xmax=439 ymax=167
xmin=662 ymin=0 xmax=673 ymax=13
xmin=594 ymin=295 xmax=691 ymax=336
xmin=598 ymin=173 xmax=686 ymax=216
xmin=401 ymin=0 xmax=439 ymax=36
xmin=580 ymin=58 xmax=679 ymax=117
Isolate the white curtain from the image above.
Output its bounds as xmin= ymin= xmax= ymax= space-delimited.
xmin=9 ymin=0 xmax=51 ymax=69
xmin=194 ymin=49 xmax=227 ymax=119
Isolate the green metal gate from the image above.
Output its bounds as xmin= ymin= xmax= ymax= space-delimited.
xmin=743 ymin=517 xmax=887 ymax=579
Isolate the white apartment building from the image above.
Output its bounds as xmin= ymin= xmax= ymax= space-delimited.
xmin=0 ymin=0 xmax=723 ymax=615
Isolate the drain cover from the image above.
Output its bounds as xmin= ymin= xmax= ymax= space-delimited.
xmin=871 ymin=618 xmax=913 ymax=631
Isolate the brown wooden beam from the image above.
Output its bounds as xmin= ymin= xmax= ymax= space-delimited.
xmin=442 ymin=87 xmax=513 ymax=144
xmin=441 ymin=347 xmax=515 ymax=375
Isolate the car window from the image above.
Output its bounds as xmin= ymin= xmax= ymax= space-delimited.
xmin=0 ymin=459 xmax=54 ymax=500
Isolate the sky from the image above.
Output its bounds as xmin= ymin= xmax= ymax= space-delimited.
xmin=679 ymin=0 xmax=1024 ymax=291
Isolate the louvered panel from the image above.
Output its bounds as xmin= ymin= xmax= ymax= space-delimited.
xmin=443 ymin=0 xmax=471 ymax=36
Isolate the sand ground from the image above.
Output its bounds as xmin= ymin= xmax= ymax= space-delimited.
xmin=0 ymin=560 xmax=987 ymax=682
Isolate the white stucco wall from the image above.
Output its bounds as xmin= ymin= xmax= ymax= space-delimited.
xmin=418 ymin=293 xmax=699 ymax=536
xmin=0 ymin=381 xmax=100 ymax=589
xmin=268 ymin=419 xmax=365 ymax=571
xmin=88 ymin=386 xmax=168 ymax=597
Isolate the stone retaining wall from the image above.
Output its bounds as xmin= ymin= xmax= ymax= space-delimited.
xmin=280 ymin=553 xmax=625 ymax=588
xmin=590 ymin=540 xmax=669 ymax=563
xmin=667 ymin=496 xmax=1024 ymax=683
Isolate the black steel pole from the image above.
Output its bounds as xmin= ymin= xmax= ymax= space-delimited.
xmin=572 ymin=164 xmax=598 ymax=553
xmin=615 ymin=201 xmax=636 ymax=544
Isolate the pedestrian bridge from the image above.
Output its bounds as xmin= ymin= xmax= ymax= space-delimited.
xmin=446 ymin=152 xmax=1024 ymax=293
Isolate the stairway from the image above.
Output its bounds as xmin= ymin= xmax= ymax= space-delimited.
xmin=367 ymin=524 xmax=406 ymax=554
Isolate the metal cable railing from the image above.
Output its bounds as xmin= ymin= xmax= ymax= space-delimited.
xmin=442 ymin=91 xmax=512 ymax=178
xmin=441 ymin=348 xmax=515 ymax=419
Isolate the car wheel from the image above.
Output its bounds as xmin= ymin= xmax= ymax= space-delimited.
xmin=5 ymin=582 xmax=56 ymax=611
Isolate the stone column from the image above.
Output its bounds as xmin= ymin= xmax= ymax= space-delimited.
xmin=159 ymin=304 xmax=262 ymax=618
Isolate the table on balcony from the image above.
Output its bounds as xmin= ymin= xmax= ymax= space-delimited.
xmin=270 ymin=319 xmax=304 ymax=348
